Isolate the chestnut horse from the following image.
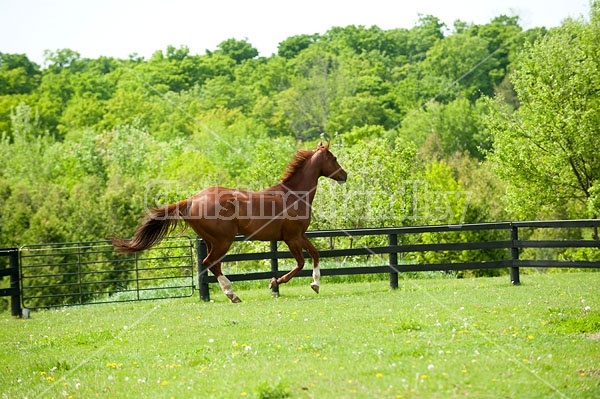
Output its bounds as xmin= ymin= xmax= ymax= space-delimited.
xmin=111 ymin=141 xmax=347 ymax=302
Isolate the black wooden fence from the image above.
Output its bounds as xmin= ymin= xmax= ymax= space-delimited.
xmin=197 ymin=219 xmax=600 ymax=301
xmin=1 ymin=220 xmax=599 ymax=313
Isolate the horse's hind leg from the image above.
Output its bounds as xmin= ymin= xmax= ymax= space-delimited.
xmin=204 ymin=240 xmax=241 ymax=303
xmin=301 ymin=237 xmax=321 ymax=294
xmin=216 ymin=268 xmax=241 ymax=303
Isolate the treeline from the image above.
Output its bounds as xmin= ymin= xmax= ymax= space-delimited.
xmin=0 ymin=8 xmax=598 ymax=253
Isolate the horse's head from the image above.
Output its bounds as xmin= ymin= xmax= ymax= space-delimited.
xmin=316 ymin=140 xmax=347 ymax=183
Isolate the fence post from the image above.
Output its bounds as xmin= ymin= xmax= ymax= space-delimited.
xmin=9 ymin=250 xmax=22 ymax=317
xmin=196 ymin=238 xmax=210 ymax=301
xmin=510 ymin=224 xmax=520 ymax=285
xmin=270 ymin=241 xmax=280 ymax=297
xmin=388 ymin=234 xmax=399 ymax=289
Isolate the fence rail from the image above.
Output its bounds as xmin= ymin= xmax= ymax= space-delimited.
xmin=2 ymin=220 xmax=599 ymax=313
xmin=197 ymin=220 xmax=600 ymax=301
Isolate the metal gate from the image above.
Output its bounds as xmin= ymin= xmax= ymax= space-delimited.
xmin=19 ymin=237 xmax=195 ymax=309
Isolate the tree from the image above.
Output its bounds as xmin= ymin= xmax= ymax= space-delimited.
xmin=472 ymin=15 xmax=523 ymax=94
xmin=276 ymin=45 xmax=345 ymax=139
xmin=423 ymin=33 xmax=498 ymax=100
xmin=487 ymin=3 xmax=600 ymax=224
xmin=44 ymin=49 xmax=82 ymax=72
xmin=278 ymin=34 xmax=320 ymax=59
xmin=141 ymin=46 xmax=221 ymax=93
xmin=33 ymin=65 xmax=75 ymax=137
xmin=406 ymin=15 xmax=445 ymax=62
xmin=0 ymin=53 xmax=41 ymax=95
xmin=396 ymin=97 xmax=490 ymax=159
xmin=214 ymin=38 xmax=258 ymax=64
xmin=325 ymin=25 xmax=391 ymax=55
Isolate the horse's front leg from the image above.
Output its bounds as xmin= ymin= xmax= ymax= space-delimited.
xmin=301 ymin=236 xmax=321 ymax=294
xmin=270 ymin=238 xmax=304 ymax=289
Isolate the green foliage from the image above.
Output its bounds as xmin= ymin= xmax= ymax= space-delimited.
xmin=214 ymin=38 xmax=259 ymax=63
xmin=487 ymin=5 xmax=600 ymax=220
xmin=396 ymin=97 xmax=490 ymax=159
xmin=278 ymin=34 xmax=320 ymax=59
xmin=0 ymin=52 xmax=41 ymax=95
xmin=340 ymin=124 xmax=386 ymax=146
xmin=309 ymin=139 xmax=424 ymax=233
xmin=423 ymin=33 xmax=497 ymax=100
xmin=0 ymin=9 xmax=597 ymax=254
xmin=411 ymin=161 xmax=507 ymax=272
xmin=405 ymin=15 xmax=445 ymax=62
xmin=254 ymin=380 xmax=291 ymax=399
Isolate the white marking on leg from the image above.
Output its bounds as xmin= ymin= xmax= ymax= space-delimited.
xmin=312 ymin=266 xmax=320 ymax=287
xmin=310 ymin=266 xmax=320 ymax=294
xmin=218 ymin=275 xmax=234 ymax=296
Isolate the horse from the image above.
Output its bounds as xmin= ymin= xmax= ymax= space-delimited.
xmin=111 ymin=141 xmax=347 ymax=302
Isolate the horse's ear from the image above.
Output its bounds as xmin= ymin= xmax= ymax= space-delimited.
xmin=325 ymin=140 xmax=330 ymax=150
xmin=317 ymin=140 xmax=323 ymax=149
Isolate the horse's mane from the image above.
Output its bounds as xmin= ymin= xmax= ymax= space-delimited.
xmin=280 ymin=150 xmax=315 ymax=183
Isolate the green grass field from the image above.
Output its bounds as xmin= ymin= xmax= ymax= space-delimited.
xmin=1 ymin=272 xmax=599 ymax=398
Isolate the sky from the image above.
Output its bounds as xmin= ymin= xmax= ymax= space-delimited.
xmin=0 ymin=0 xmax=592 ymax=65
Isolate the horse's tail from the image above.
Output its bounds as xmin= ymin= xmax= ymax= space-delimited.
xmin=111 ymin=199 xmax=191 ymax=253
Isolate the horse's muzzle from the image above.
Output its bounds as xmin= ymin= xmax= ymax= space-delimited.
xmin=336 ymin=172 xmax=348 ymax=184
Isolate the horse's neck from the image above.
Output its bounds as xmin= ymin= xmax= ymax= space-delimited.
xmin=270 ymin=165 xmax=320 ymax=203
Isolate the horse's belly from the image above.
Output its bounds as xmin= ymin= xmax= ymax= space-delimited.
xmin=237 ymin=218 xmax=284 ymax=241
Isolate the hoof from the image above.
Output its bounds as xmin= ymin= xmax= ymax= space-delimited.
xmin=228 ymin=294 xmax=242 ymax=303
xmin=269 ymin=277 xmax=278 ymax=289
xmin=310 ymin=283 xmax=320 ymax=294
